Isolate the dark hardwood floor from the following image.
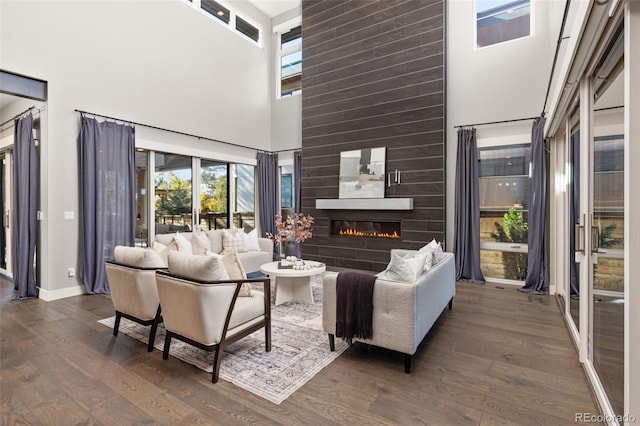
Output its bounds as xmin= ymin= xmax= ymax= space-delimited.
xmin=1 ymin=277 xmax=600 ymax=425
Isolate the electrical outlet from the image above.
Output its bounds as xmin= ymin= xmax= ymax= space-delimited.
xmin=64 ymin=211 xmax=75 ymax=220
xmin=68 ymin=268 xmax=75 ymax=277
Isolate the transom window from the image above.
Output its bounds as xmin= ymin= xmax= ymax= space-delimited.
xmin=189 ymin=0 xmax=261 ymax=46
xmin=476 ymin=0 xmax=531 ymax=48
xmin=278 ymin=24 xmax=302 ymax=97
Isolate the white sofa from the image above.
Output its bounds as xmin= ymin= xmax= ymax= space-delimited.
xmin=154 ymin=230 xmax=273 ymax=274
xmin=322 ymin=251 xmax=455 ymax=373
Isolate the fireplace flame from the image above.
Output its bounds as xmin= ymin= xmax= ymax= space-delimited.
xmin=338 ymin=228 xmax=400 ymax=239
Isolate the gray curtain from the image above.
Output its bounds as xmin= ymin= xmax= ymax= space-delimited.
xmin=257 ymin=152 xmax=278 ymax=258
xmin=12 ymin=113 xmax=39 ymax=299
xmin=520 ymin=116 xmax=548 ymax=294
xmin=78 ymin=116 xmax=136 ymax=294
xmin=453 ymin=128 xmax=485 ymax=283
xmin=294 ymin=150 xmax=302 ymax=257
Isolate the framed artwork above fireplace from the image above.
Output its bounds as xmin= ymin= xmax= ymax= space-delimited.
xmin=338 ymin=147 xmax=386 ymax=199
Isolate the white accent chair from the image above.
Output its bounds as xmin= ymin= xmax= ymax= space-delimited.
xmin=104 ymin=246 xmax=167 ymax=352
xmin=155 ymin=270 xmax=271 ymax=383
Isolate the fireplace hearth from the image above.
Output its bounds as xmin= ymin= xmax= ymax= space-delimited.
xmin=331 ymin=220 xmax=401 ymax=239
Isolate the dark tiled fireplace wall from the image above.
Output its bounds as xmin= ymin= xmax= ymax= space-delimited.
xmin=300 ymin=0 xmax=446 ymax=272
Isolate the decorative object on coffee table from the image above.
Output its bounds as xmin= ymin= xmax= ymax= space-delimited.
xmin=266 ymin=212 xmax=314 ymax=258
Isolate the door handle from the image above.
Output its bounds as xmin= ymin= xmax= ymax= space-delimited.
xmin=575 ymin=214 xmax=585 ymax=254
xmin=591 ymin=225 xmax=600 ymax=254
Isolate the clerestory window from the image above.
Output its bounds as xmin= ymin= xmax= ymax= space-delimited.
xmin=475 ymin=0 xmax=531 ymax=48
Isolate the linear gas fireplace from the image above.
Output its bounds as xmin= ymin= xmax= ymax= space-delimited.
xmin=331 ymin=220 xmax=401 ymax=239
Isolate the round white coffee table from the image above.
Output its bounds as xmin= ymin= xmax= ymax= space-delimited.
xmin=260 ymin=260 xmax=326 ymax=306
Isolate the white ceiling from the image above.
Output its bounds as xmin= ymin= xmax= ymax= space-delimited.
xmin=246 ymin=0 xmax=300 ymax=18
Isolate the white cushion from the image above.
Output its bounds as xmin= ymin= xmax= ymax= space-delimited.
xmin=433 ymin=242 xmax=445 ymax=265
xmin=168 ymin=251 xmax=229 ymax=281
xmin=222 ymin=229 xmax=247 ymax=254
xmin=244 ymin=229 xmax=261 ymax=251
xmin=206 ymin=229 xmax=224 ymax=254
xmin=418 ymin=239 xmax=439 ymax=272
xmin=191 ymin=231 xmax=212 ymax=255
xmin=174 ymin=232 xmax=192 ymax=253
xmin=114 ymin=246 xmax=167 ymax=268
xmin=151 ymin=241 xmax=170 ymax=266
xmin=381 ymin=251 xmax=427 ymax=283
xmin=220 ymin=252 xmax=251 ymax=297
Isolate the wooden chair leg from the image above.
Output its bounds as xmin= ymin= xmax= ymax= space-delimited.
xmin=147 ymin=307 xmax=162 ymax=352
xmin=328 ymin=334 xmax=335 ymax=352
xmin=265 ymin=321 xmax=272 ymax=352
xmin=212 ymin=346 xmax=223 ymax=383
xmin=113 ymin=312 xmax=122 ymax=336
xmin=163 ymin=333 xmax=172 ymax=360
xmin=404 ymin=354 xmax=412 ymax=374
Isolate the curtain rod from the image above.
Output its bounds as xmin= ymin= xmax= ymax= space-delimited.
xmin=75 ymin=109 xmax=300 ymax=154
xmin=75 ymin=108 xmax=260 ymax=152
xmin=0 ymin=105 xmax=40 ymax=129
xmin=454 ymin=115 xmax=539 ymax=129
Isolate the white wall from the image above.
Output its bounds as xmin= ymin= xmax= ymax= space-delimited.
xmin=0 ymin=0 xmax=273 ymax=298
xmin=270 ymin=6 xmax=302 ymax=152
xmin=445 ymin=0 xmax=560 ymax=250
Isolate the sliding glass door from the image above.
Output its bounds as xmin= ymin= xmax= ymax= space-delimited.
xmin=0 ymin=152 xmax=7 ymax=271
xmin=135 ymin=149 xmax=255 ymax=243
xmin=566 ymin=19 xmax=625 ymax=417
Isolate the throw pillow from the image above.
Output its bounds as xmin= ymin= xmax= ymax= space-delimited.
xmin=114 ymin=246 xmax=167 ymax=268
xmin=244 ymin=229 xmax=261 ymax=252
xmin=191 ymin=231 xmax=212 ymax=255
xmin=220 ymin=251 xmax=252 ymax=297
xmin=418 ymin=239 xmax=439 ymax=272
xmin=222 ymin=229 xmax=247 ymax=254
xmin=207 ymin=229 xmax=224 ymax=254
xmin=433 ymin=242 xmax=445 ymax=265
xmin=382 ymin=251 xmax=427 ymax=282
xmin=174 ymin=232 xmax=192 ymax=253
xmin=167 ymin=251 xmax=229 ymax=281
xmin=151 ymin=241 xmax=170 ymax=266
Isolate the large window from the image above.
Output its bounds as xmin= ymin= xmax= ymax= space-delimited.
xmin=281 ymin=164 xmax=293 ymax=209
xmin=478 ymin=143 xmax=530 ymax=281
xmin=136 ymin=149 xmax=255 ymax=242
xmin=232 ymin=164 xmax=255 ymax=232
xmin=154 ymin=153 xmax=193 ymax=235
xmin=476 ymin=0 xmax=530 ymax=48
xmin=279 ymin=25 xmax=302 ymax=97
xmin=199 ymin=160 xmax=228 ymax=230
xmin=135 ymin=149 xmax=150 ymax=247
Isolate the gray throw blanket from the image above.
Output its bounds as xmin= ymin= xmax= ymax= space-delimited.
xmin=336 ymin=271 xmax=376 ymax=340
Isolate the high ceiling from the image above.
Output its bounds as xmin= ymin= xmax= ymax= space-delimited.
xmin=247 ymin=0 xmax=300 ymax=18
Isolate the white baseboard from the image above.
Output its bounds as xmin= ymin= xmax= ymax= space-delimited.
xmin=38 ymin=284 xmax=86 ymax=301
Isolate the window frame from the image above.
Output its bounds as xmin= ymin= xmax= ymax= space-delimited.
xmin=477 ymin=139 xmax=532 ymax=284
xmin=275 ymin=18 xmax=302 ymax=99
xmin=473 ymin=0 xmax=534 ymax=50
xmin=191 ymin=0 xmax=262 ymax=47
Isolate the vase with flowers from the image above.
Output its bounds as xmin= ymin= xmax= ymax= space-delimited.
xmin=266 ymin=213 xmax=314 ymax=258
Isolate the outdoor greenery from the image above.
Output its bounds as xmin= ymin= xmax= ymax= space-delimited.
xmin=491 ymin=207 xmax=528 ymax=280
xmin=155 ymin=169 xmax=227 ymax=217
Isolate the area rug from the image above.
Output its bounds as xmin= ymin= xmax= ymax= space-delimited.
xmin=98 ymin=275 xmax=349 ymax=405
